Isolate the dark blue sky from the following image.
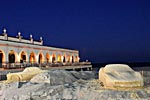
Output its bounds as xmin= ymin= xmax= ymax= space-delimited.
xmin=0 ymin=0 xmax=150 ymax=63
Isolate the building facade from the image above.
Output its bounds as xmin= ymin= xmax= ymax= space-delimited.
xmin=0 ymin=29 xmax=79 ymax=68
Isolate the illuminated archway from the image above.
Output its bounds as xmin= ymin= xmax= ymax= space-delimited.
xmin=38 ymin=53 xmax=44 ymax=63
xmin=29 ymin=52 xmax=36 ymax=63
xmin=20 ymin=51 xmax=27 ymax=63
xmin=52 ymin=54 xmax=56 ymax=63
xmin=9 ymin=50 xmax=17 ymax=63
xmin=57 ymin=54 xmax=61 ymax=62
xmin=46 ymin=53 xmax=50 ymax=63
xmin=0 ymin=50 xmax=5 ymax=68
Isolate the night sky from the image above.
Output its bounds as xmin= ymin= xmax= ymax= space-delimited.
xmin=0 ymin=0 xmax=150 ymax=63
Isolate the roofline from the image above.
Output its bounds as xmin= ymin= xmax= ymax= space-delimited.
xmin=0 ymin=38 xmax=79 ymax=53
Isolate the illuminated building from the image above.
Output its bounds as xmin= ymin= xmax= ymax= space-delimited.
xmin=0 ymin=29 xmax=79 ymax=68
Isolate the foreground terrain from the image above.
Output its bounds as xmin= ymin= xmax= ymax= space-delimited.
xmin=0 ymin=70 xmax=150 ymax=100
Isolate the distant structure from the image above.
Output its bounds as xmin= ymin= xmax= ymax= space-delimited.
xmin=0 ymin=28 xmax=79 ymax=68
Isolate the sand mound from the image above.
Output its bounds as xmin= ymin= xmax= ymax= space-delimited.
xmin=99 ymin=64 xmax=144 ymax=88
xmin=7 ymin=67 xmax=46 ymax=82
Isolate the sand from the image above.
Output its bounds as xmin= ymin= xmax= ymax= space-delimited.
xmin=0 ymin=69 xmax=150 ymax=100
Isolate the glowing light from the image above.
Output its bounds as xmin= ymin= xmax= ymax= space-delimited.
xmin=18 ymin=32 xmax=21 ymax=36
xmin=40 ymin=36 xmax=42 ymax=40
xmin=57 ymin=54 xmax=61 ymax=62
xmin=50 ymin=56 xmax=52 ymax=62
xmin=30 ymin=34 xmax=32 ymax=38
xmin=3 ymin=28 xmax=6 ymax=33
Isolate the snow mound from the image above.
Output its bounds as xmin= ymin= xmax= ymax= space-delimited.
xmin=1 ymin=70 xmax=149 ymax=100
xmin=30 ymin=70 xmax=96 ymax=85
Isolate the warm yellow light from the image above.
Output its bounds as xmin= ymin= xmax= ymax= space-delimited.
xmin=50 ymin=56 xmax=52 ymax=62
xmin=57 ymin=55 xmax=61 ymax=62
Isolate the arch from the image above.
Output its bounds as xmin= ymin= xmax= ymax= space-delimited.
xmin=20 ymin=51 xmax=27 ymax=63
xmin=71 ymin=56 xmax=74 ymax=63
xmin=0 ymin=50 xmax=5 ymax=68
xmin=38 ymin=52 xmax=44 ymax=63
xmin=57 ymin=54 xmax=62 ymax=63
xmin=63 ymin=56 xmax=66 ymax=63
xmin=52 ymin=54 xmax=56 ymax=63
xmin=9 ymin=50 xmax=17 ymax=63
xmin=29 ymin=52 xmax=36 ymax=63
xmin=46 ymin=53 xmax=50 ymax=63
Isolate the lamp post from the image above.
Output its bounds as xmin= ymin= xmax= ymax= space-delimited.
xmin=40 ymin=36 xmax=43 ymax=45
xmin=17 ymin=32 xmax=22 ymax=41
xmin=30 ymin=34 xmax=33 ymax=43
xmin=3 ymin=28 xmax=8 ymax=40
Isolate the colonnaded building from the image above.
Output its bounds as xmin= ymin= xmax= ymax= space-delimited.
xmin=0 ymin=29 xmax=80 ymax=68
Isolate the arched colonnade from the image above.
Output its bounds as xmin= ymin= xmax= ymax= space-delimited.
xmin=0 ymin=49 xmax=79 ymax=68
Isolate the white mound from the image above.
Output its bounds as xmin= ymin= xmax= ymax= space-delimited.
xmin=7 ymin=67 xmax=46 ymax=82
xmin=0 ymin=70 xmax=150 ymax=100
xmin=30 ymin=70 xmax=96 ymax=85
xmin=99 ymin=64 xmax=143 ymax=88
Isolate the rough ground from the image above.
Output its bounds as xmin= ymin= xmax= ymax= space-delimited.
xmin=0 ymin=70 xmax=150 ymax=100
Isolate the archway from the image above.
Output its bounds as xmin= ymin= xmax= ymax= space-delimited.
xmin=63 ymin=56 xmax=66 ymax=63
xmin=29 ymin=52 xmax=36 ymax=63
xmin=57 ymin=54 xmax=61 ymax=63
xmin=46 ymin=53 xmax=50 ymax=63
xmin=0 ymin=50 xmax=4 ymax=68
xmin=72 ymin=56 xmax=74 ymax=63
xmin=52 ymin=54 xmax=56 ymax=63
xmin=9 ymin=50 xmax=16 ymax=63
xmin=20 ymin=51 xmax=27 ymax=63
xmin=38 ymin=53 xmax=44 ymax=64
